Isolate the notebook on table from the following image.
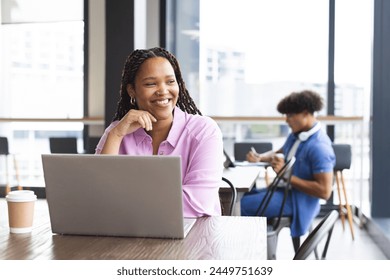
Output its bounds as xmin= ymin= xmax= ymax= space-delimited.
xmin=223 ymin=149 xmax=269 ymax=168
xmin=41 ymin=154 xmax=196 ymax=239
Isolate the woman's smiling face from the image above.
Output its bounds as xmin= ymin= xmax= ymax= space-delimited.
xmin=128 ymin=57 xmax=179 ymax=121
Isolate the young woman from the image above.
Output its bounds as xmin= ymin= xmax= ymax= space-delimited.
xmin=95 ymin=47 xmax=223 ymax=217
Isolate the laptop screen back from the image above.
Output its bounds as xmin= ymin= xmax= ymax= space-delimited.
xmin=42 ymin=154 xmax=188 ymax=238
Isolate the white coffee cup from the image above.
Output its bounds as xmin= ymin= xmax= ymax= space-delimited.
xmin=274 ymin=153 xmax=285 ymax=159
xmin=6 ymin=190 xmax=37 ymax=234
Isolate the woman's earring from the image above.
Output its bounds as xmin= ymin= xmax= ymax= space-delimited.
xmin=130 ymin=97 xmax=135 ymax=105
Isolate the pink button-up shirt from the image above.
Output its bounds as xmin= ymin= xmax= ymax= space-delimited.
xmin=95 ymin=107 xmax=223 ymax=217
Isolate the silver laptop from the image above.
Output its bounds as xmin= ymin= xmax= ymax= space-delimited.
xmin=41 ymin=154 xmax=196 ymax=239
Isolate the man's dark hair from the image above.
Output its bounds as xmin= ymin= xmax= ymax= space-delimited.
xmin=113 ymin=47 xmax=201 ymax=121
xmin=277 ymin=90 xmax=324 ymax=115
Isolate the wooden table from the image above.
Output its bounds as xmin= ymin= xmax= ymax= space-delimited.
xmin=0 ymin=199 xmax=267 ymax=260
xmin=221 ymin=166 xmax=262 ymax=215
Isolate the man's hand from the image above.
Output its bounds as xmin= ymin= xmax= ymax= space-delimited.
xmin=271 ymin=153 xmax=285 ymax=173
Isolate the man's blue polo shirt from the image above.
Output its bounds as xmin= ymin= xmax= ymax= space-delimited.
xmin=283 ymin=126 xmax=335 ymax=237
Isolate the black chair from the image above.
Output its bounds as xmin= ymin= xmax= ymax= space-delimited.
xmin=85 ymin=137 xmax=100 ymax=154
xmin=233 ymin=142 xmax=273 ymax=161
xmin=0 ymin=136 xmax=22 ymax=194
xmin=0 ymin=137 xmax=9 ymax=156
xmin=332 ymin=144 xmax=354 ymax=240
xmin=255 ymin=156 xmax=296 ymax=260
xmin=293 ymin=210 xmax=339 ymax=260
xmin=49 ymin=137 xmax=78 ymax=154
xmin=220 ymin=177 xmax=237 ymax=216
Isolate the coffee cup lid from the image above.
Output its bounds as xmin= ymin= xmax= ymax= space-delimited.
xmin=6 ymin=190 xmax=37 ymax=202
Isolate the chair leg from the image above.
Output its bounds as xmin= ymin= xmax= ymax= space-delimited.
xmin=340 ymin=172 xmax=355 ymax=240
xmin=267 ymin=232 xmax=279 ymax=260
xmin=292 ymin=236 xmax=322 ymax=259
xmin=335 ymin=171 xmax=346 ymax=230
xmin=321 ymin=227 xmax=335 ymax=260
xmin=292 ymin=236 xmax=300 ymax=252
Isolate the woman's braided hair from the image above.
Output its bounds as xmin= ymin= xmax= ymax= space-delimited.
xmin=113 ymin=47 xmax=201 ymax=121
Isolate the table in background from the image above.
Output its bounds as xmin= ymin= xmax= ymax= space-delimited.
xmin=0 ymin=199 xmax=267 ymax=260
xmin=221 ymin=166 xmax=262 ymax=215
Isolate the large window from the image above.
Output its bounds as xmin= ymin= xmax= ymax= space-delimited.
xmin=169 ymin=0 xmax=329 ymax=117
xmin=334 ymin=0 xmax=372 ymax=119
xmin=200 ymin=0 xmax=329 ymax=117
xmin=167 ymin=0 xmax=373 ymax=215
xmin=333 ymin=0 xmax=373 ymax=213
xmin=1 ymin=0 xmax=84 ymax=120
xmin=168 ymin=0 xmax=331 ymax=151
xmin=1 ymin=22 xmax=84 ymax=119
xmin=167 ymin=0 xmax=372 ymax=120
xmin=0 ymin=0 xmax=84 ymax=186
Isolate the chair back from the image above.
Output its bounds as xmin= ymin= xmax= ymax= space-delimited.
xmin=255 ymin=156 xmax=296 ymax=218
xmin=293 ymin=210 xmax=339 ymax=260
xmin=332 ymin=144 xmax=352 ymax=171
xmin=258 ymin=156 xmax=296 ymax=260
xmin=220 ymin=177 xmax=237 ymax=216
xmin=49 ymin=137 xmax=78 ymax=154
xmin=234 ymin=142 xmax=273 ymax=161
xmin=0 ymin=137 xmax=10 ymax=155
xmin=85 ymin=137 xmax=100 ymax=154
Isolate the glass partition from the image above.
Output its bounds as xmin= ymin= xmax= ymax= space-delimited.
xmin=0 ymin=0 xmax=84 ymax=189
xmin=166 ymin=0 xmax=373 ymax=217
